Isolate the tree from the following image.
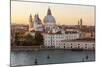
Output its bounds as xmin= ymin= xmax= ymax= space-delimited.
xmin=14 ymin=32 xmax=25 ymax=46
xmin=23 ymin=33 xmax=35 ymax=46
xmin=14 ymin=32 xmax=20 ymax=46
xmin=35 ymin=31 xmax=44 ymax=45
xmin=14 ymin=31 xmax=44 ymax=46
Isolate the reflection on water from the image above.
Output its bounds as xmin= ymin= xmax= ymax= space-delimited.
xmin=11 ymin=50 xmax=95 ymax=66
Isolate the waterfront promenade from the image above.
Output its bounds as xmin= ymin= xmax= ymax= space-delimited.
xmin=11 ymin=46 xmax=95 ymax=51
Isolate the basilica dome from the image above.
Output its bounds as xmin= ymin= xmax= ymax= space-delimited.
xmin=44 ymin=15 xmax=56 ymax=23
xmin=44 ymin=8 xmax=56 ymax=23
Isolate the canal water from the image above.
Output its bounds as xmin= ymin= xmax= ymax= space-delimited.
xmin=10 ymin=50 xmax=95 ymax=66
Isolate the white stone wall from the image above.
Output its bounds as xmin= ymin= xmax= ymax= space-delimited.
xmin=64 ymin=41 xmax=95 ymax=50
xmin=43 ymin=33 xmax=80 ymax=47
xmin=43 ymin=33 xmax=95 ymax=50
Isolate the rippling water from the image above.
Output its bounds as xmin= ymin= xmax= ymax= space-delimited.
xmin=10 ymin=50 xmax=95 ymax=66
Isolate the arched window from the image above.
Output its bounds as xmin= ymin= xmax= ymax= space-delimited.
xmin=93 ymin=46 xmax=94 ymax=49
xmin=71 ymin=43 xmax=72 ymax=45
xmin=78 ymin=45 xmax=80 ymax=48
xmin=78 ymin=44 xmax=80 ymax=48
xmin=85 ymin=44 xmax=87 ymax=49
xmin=92 ymin=44 xmax=95 ymax=46
xmin=64 ymin=46 xmax=65 ymax=48
xmin=78 ymin=44 xmax=80 ymax=45
xmin=85 ymin=44 xmax=87 ymax=46
xmin=71 ymin=46 xmax=72 ymax=48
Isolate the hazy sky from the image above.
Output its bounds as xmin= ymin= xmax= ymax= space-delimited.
xmin=11 ymin=1 xmax=95 ymax=26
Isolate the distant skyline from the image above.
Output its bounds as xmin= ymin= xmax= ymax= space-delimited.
xmin=11 ymin=1 xmax=95 ymax=26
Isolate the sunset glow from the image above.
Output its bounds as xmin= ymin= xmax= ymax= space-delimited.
xmin=11 ymin=1 xmax=95 ymax=26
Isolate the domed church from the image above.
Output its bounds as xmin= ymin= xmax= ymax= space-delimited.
xmin=29 ymin=7 xmax=58 ymax=33
xmin=44 ymin=8 xmax=56 ymax=23
xmin=43 ymin=8 xmax=56 ymax=32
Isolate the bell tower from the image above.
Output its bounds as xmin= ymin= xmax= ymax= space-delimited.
xmin=29 ymin=14 xmax=33 ymax=31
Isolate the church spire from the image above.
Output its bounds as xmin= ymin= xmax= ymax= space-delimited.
xmin=29 ymin=14 xmax=33 ymax=31
xmin=29 ymin=14 xmax=33 ymax=23
xmin=37 ymin=14 xmax=41 ymax=22
xmin=47 ymin=7 xmax=52 ymax=15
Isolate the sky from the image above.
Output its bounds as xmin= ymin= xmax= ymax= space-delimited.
xmin=11 ymin=1 xmax=95 ymax=26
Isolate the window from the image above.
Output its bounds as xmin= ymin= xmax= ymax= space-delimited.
xmin=85 ymin=44 xmax=87 ymax=49
xmin=85 ymin=46 xmax=87 ymax=49
xmin=91 ymin=34 xmax=93 ymax=37
xmin=78 ymin=44 xmax=80 ymax=45
xmin=85 ymin=44 xmax=87 ymax=46
xmin=93 ymin=46 xmax=95 ymax=49
xmin=92 ymin=44 xmax=95 ymax=46
xmin=78 ymin=46 xmax=80 ymax=48
xmin=71 ymin=46 xmax=72 ymax=48
xmin=64 ymin=46 xmax=65 ymax=48
xmin=71 ymin=43 xmax=72 ymax=45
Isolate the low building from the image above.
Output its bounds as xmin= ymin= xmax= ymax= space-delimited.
xmin=60 ymin=38 xmax=95 ymax=50
xmin=43 ymin=31 xmax=80 ymax=48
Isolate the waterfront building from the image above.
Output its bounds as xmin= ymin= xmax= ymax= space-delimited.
xmin=43 ymin=31 xmax=80 ymax=48
xmin=61 ymin=38 xmax=95 ymax=50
